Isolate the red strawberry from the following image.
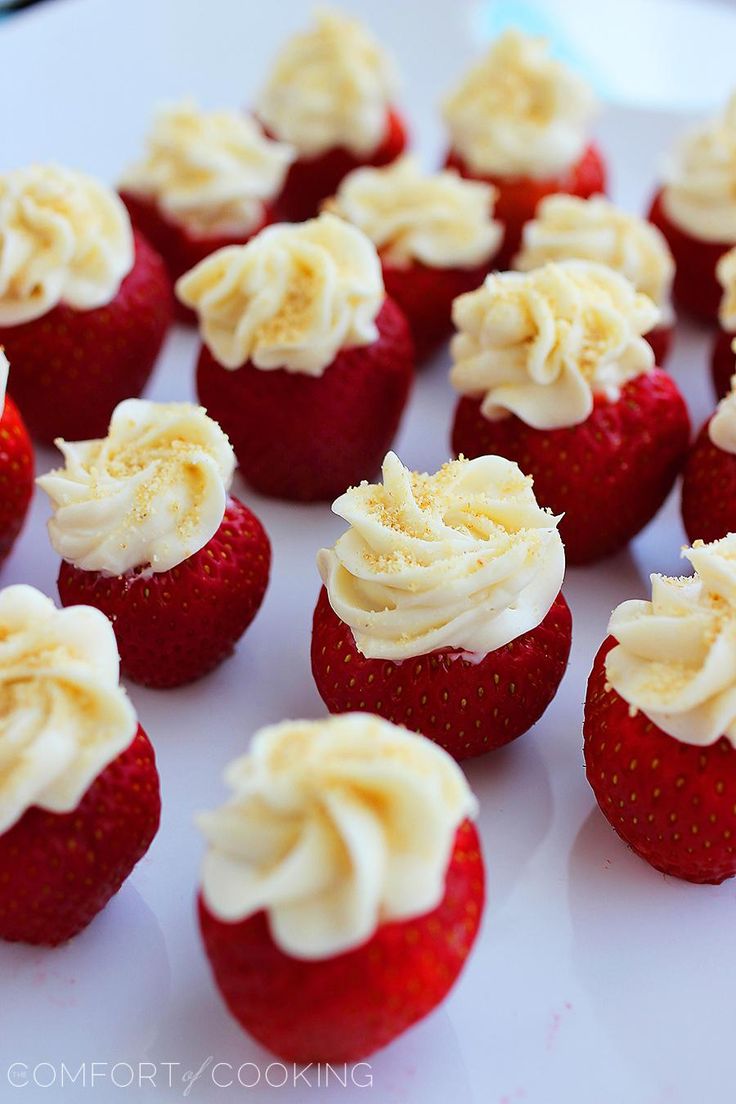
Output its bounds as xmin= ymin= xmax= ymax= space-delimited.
xmin=446 ymin=142 xmax=607 ymax=270
xmin=711 ymin=328 xmax=736 ymax=400
xmin=120 ymin=191 xmax=273 ymax=325
xmin=196 ymin=297 xmax=414 ymax=502
xmin=584 ymin=637 xmax=736 ymax=884
xmin=268 ymin=108 xmax=408 ymax=223
xmin=198 ymin=818 xmax=483 ymax=1062
xmin=57 ymin=497 xmax=270 ymax=689
xmin=452 ymin=369 xmax=690 ymax=565
xmin=0 ymin=395 xmax=34 ymax=568
xmin=311 ymin=586 xmax=572 ymax=760
xmin=0 ymin=231 xmax=172 ymax=445
xmin=646 ymin=323 xmax=674 ymax=368
xmin=0 ymin=725 xmax=160 ymax=945
xmin=681 ymin=417 xmax=736 ymax=544
xmin=648 ymin=189 xmax=731 ymax=322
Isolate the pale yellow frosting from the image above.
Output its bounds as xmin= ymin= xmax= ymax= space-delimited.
xmin=516 ymin=194 xmax=674 ymax=321
xmin=119 ymin=101 xmax=294 ymax=237
xmin=325 ymin=155 xmax=502 ymax=269
xmin=442 ymin=29 xmax=596 ymax=179
xmin=317 ymin=451 xmax=565 ymax=661
xmin=0 ymin=585 xmax=137 ymax=834
xmin=256 ymin=9 xmax=397 ymax=158
xmin=0 ymin=164 xmax=134 ymax=325
xmin=662 ymin=93 xmax=736 ymax=243
xmin=198 ymin=713 xmax=477 ymax=959
xmin=37 ymin=399 xmax=235 ymax=576
xmin=0 ymin=349 xmax=7 ymax=416
xmin=605 ymin=536 xmax=736 ymax=748
xmin=717 ymin=246 xmax=736 ymax=331
xmin=708 ymin=378 xmax=736 ymax=455
xmin=176 ymin=213 xmax=384 ymax=375
xmin=450 ymin=260 xmax=658 ymax=431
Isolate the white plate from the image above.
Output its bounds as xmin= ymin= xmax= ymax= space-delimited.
xmin=0 ymin=3 xmax=733 ymax=1103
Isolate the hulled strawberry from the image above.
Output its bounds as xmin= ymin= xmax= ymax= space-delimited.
xmin=119 ymin=101 xmax=293 ymax=321
xmin=255 ymin=10 xmax=406 ymax=222
xmin=178 ymin=214 xmax=414 ymax=502
xmin=681 ymin=384 xmax=736 ymax=544
xmin=514 ymin=193 xmax=676 ymax=365
xmin=38 ymin=399 xmax=270 ymax=689
xmin=0 ymin=165 xmax=172 ymax=445
xmin=450 ymin=262 xmax=690 ymax=564
xmin=0 ymin=585 xmax=160 ymax=944
xmin=442 ymin=29 xmax=605 ymax=268
xmin=324 ymin=156 xmax=501 ymax=361
xmin=312 ymin=451 xmax=571 ymax=759
xmin=0 ymin=351 xmax=33 ymax=568
xmin=584 ymin=536 xmax=736 ymax=884
xmin=710 ymin=248 xmax=736 ymax=399
xmin=197 ymin=714 xmax=484 ymax=1061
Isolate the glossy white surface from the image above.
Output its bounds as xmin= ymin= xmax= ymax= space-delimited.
xmin=0 ymin=2 xmax=734 ymax=1102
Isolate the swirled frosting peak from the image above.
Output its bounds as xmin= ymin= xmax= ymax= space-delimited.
xmin=450 ymin=261 xmax=658 ymax=430
xmin=717 ymin=246 xmax=736 ymax=331
xmin=325 ymin=155 xmax=502 ymax=269
xmin=605 ymin=536 xmax=736 ymax=747
xmin=256 ymin=9 xmax=397 ymax=158
xmin=0 ymin=164 xmax=134 ymax=326
xmin=37 ymin=399 xmax=235 ymax=576
xmin=662 ymin=93 xmax=736 ymax=243
xmin=119 ymin=101 xmax=294 ymax=237
xmin=317 ymin=451 xmax=565 ymax=661
xmin=708 ymin=376 xmax=736 ymax=455
xmin=176 ymin=213 xmax=384 ymax=374
xmin=0 ymin=584 xmax=137 ymax=834
xmin=198 ymin=713 xmax=478 ymax=958
xmin=442 ymin=29 xmax=596 ymax=179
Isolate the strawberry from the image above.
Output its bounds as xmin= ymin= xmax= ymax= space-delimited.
xmin=0 ymin=394 xmax=34 ymax=569
xmin=0 ymin=231 xmax=172 ymax=445
xmin=648 ymin=189 xmax=730 ymax=322
xmin=311 ymin=586 xmax=572 ymax=759
xmin=451 ymin=369 xmax=690 ymax=565
xmin=196 ymin=297 xmax=414 ymax=502
xmin=711 ymin=328 xmax=736 ymax=400
xmin=584 ymin=637 xmax=736 ymax=884
xmin=57 ymin=497 xmax=270 ymax=689
xmin=681 ymin=418 xmax=736 ymax=544
xmin=0 ymin=725 xmax=160 ymax=945
xmin=446 ymin=142 xmax=607 ymax=270
xmin=267 ymin=108 xmax=407 ymax=224
xmin=198 ymin=818 xmax=483 ymax=1062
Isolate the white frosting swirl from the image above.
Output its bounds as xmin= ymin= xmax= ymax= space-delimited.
xmin=708 ymin=379 xmax=736 ymax=454
xmin=0 ymin=164 xmax=134 ymax=326
xmin=605 ymin=536 xmax=736 ymax=748
xmin=37 ymin=399 xmax=235 ymax=576
xmin=198 ymin=713 xmax=477 ymax=959
xmin=176 ymin=213 xmax=384 ymax=375
xmin=662 ymin=93 xmax=736 ymax=243
xmin=0 ymin=348 xmax=7 ymax=415
xmin=256 ymin=9 xmax=397 ymax=159
xmin=0 ymin=585 xmax=137 ymax=834
xmin=450 ymin=261 xmax=658 ymax=431
xmin=717 ymin=246 xmax=736 ymax=332
xmin=442 ymin=29 xmax=596 ymax=179
xmin=325 ymin=155 xmax=502 ymax=269
xmin=516 ymin=194 xmax=674 ymax=321
xmin=119 ymin=101 xmax=294 ymax=238
xmin=317 ymin=451 xmax=565 ymax=662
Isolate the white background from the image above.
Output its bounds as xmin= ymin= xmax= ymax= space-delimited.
xmin=1 ymin=1 xmax=735 ymax=1102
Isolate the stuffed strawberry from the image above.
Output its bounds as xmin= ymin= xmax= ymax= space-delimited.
xmin=450 ymin=262 xmax=690 ymax=564
xmin=178 ymin=213 xmax=414 ymax=502
xmin=648 ymin=94 xmax=736 ymax=322
xmin=711 ymin=247 xmax=736 ymax=399
xmin=37 ymin=399 xmax=270 ymax=689
xmin=584 ymin=536 xmax=736 ymax=884
xmin=0 ymin=350 xmax=33 ymax=568
xmin=197 ymin=713 xmax=484 ymax=1061
xmin=0 ymin=164 xmax=172 ymax=445
xmin=312 ymin=451 xmax=571 ymax=759
xmin=442 ymin=29 xmax=605 ymax=269
xmin=681 ymin=383 xmax=736 ymax=543
xmin=0 ymin=584 xmax=160 ymax=944
xmin=324 ymin=156 xmax=501 ymax=360
xmin=514 ymin=193 xmax=676 ymax=365
xmin=255 ymin=10 xmax=407 ymax=222
xmin=119 ymin=101 xmax=294 ymax=322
